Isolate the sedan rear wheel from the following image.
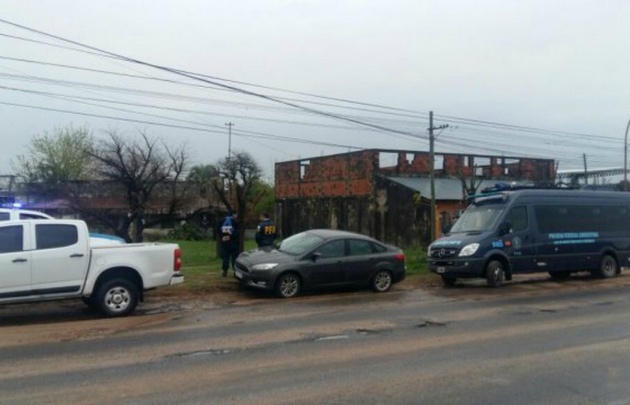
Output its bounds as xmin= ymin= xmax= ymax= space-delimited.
xmin=372 ymin=270 xmax=393 ymax=292
xmin=276 ymin=272 xmax=301 ymax=298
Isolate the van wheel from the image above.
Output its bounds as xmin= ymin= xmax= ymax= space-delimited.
xmin=597 ymin=255 xmax=618 ymax=279
xmin=441 ymin=275 xmax=457 ymax=287
xmin=486 ymin=260 xmax=505 ymax=288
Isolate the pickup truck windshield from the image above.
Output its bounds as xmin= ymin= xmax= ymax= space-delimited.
xmin=450 ymin=204 xmax=505 ymax=233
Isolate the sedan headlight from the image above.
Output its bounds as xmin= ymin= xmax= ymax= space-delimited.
xmin=252 ymin=263 xmax=279 ymax=270
xmin=458 ymin=243 xmax=480 ymax=257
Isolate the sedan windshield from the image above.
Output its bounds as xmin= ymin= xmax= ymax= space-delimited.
xmin=278 ymin=231 xmax=325 ymax=255
xmin=450 ymin=204 xmax=505 ymax=233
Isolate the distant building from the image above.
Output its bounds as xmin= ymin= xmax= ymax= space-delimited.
xmin=275 ymin=149 xmax=555 ymax=247
xmin=0 ymin=175 xmax=17 ymax=206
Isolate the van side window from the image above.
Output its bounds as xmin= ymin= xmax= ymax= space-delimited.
xmin=534 ymin=205 xmax=630 ymax=233
xmin=506 ymin=206 xmax=527 ymax=232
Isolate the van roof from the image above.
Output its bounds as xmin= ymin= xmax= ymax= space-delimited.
xmin=472 ymin=189 xmax=630 ymax=205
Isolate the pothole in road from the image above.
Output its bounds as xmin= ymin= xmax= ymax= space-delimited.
xmin=417 ymin=319 xmax=448 ymax=328
xmin=175 ymin=349 xmax=233 ymax=358
xmin=314 ymin=334 xmax=350 ymax=341
xmin=356 ymin=328 xmax=384 ymax=335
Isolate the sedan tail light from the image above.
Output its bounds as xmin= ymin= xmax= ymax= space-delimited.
xmin=394 ymin=253 xmax=405 ymax=261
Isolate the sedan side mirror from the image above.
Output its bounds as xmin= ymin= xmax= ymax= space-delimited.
xmin=311 ymin=252 xmax=322 ymax=261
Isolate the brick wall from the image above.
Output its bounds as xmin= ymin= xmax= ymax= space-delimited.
xmin=275 ymin=150 xmax=377 ymax=199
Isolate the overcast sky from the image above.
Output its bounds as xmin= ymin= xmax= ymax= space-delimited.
xmin=0 ymin=0 xmax=628 ymax=179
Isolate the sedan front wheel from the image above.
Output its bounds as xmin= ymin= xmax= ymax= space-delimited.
xmin=275 ymin=272 xmax=301 ymax=298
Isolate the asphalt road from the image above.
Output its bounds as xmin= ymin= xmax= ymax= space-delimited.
xmin=2 ymin=273 xmax=630 ymax=405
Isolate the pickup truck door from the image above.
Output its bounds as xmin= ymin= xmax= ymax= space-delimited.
xmin=0 ymin=224 xmax=32 ymax=297
xmin=30 ymin=223 xmax=89 ymax=294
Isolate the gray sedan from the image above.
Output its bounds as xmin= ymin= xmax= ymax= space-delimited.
xmin=235 ymin=229 xmax=406 ymax=298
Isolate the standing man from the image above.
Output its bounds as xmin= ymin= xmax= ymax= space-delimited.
xmin=255 ymin=212 xmax=278 ymax=248
xmin=218 ymin=212 xmax=239 ymax=277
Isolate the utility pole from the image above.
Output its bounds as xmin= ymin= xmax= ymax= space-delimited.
xmin=225 ymin=122 xmax=234 ymax=159
xmin=428 ymin=111 xmax=449 ymax=242
xmin=582 ymin=153 xmax=588 ymax=185
xmin=624 ymin=118 xmax=630 ymax=191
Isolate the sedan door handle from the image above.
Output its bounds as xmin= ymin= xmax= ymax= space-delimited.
xmin=12 ymin=258 xmax=27 ymax=263
xmin=70 ymin=253 xmax=85 ymax=258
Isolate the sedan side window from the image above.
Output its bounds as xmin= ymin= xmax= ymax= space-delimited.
xmin=349 ymin=239 xmax=373 ymax=256
xmin=317 ymin=240 xmax=345 ymax=258
xmin=0 ymin=225 xmax=23 ymax=253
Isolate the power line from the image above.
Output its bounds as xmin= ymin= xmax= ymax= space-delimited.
xmin=0 ymin=24 xmax=613 ymax=142
xmin=0 ymin=19 xmax=424 ymax=140
xmin=0 ymin=54 xmax=433 ymax=121
xmin=0 ymin=84 xmax=388 ymax=132
xmin=0 ymin=100 xmax=368 ymax=151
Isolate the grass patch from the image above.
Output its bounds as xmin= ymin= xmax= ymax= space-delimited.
xmin=403 ymin=246 xmax=429 ymax=275
xmin=163 ymin=239 xmax=429 ymax=296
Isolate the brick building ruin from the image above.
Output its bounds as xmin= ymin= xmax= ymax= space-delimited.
xmin=275 ymin=149 xmax=556 ymax=247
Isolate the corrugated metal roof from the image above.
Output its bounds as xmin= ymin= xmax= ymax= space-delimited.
xmin=387 ymin=177 xmax=499 ymax=200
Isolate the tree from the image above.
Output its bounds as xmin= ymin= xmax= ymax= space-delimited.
xmin=13 ymin=125 xmax=94 ymax=197
xmin=458 ymin=165 xmax=483 ymax=202
xmin=81 ymin=130 xmax=188 ymax=242
xmin=248 ymin=180 xmax=275 ymax=225
xmin=187 ymin=164 xmax=218 ymax=200
xmin=213 ymin=151 xmax=262 ymax=251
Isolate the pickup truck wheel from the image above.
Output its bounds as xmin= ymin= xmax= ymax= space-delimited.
xmin=486 ymin=260 xmax=505 ymax=288
xmin=372 ymin=270 xmax=393 ymax=292
xmin=275 ymin=273 xmax=301 ymax=298
xmin=96 ymin=278 xmax=139 ymax=317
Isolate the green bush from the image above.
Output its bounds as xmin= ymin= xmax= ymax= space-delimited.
xmin=167 ymin=223 xmax=207 ymax=241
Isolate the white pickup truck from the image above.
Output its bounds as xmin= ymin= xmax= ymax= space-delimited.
xmin=0 ymin=219 xmax=183 ymax=317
